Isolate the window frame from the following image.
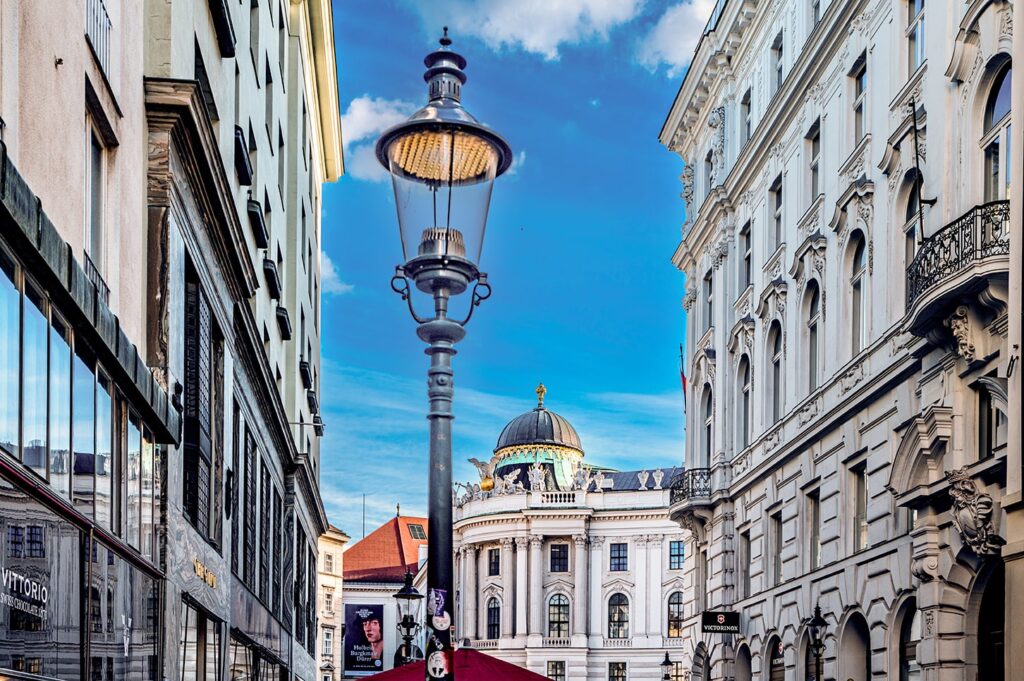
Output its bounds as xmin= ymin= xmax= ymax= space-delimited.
xmin=608 ymin=542 xmax=628 ymax=572
xmin=667 ymin=591 xmax=685 ymax=638
xmin=906 ymin=0 xmax=925 ymax=77
xmin=547 ymin=593 xmax=570 ymax=638
xmin=607 ymin=593 xmax=629 ymax=639
xmin=486 ymin=598 xmax=500 ymax=640
xmin=852 ymin=461 xmax=869 ymax=552
xmin=850 ymin=236 xmax=867 ymax=355
xmin=771 ymin=32 xmax=784 ymax=94
xmin=488 ymin=547 xmax=500 ymax=576
xmin=806 ymin=282 xmax=821 ymax=392
xmin=668 ymin=540 xmax=685 ymax=570
xmin=807 ymin=120 xmax=821 ymax=200
xmin=770 ymin=176 xmax=783 ymax=250
xmin=981 ymin=64 xmax=1012 ymax=202
xmin=852 ymin=57 xmax=867 ymax=143
xmin=739 ymin=221 xmax=752 ymax=291
xmin=549 ymin=543 xmax=569 ymax=573
xmin=740 ymin=89 xmax=752 ymax=145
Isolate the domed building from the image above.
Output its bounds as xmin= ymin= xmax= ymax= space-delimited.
xmin=453 ymin=385 xmax=689 ymax=680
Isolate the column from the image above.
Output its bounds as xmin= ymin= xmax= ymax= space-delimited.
xmin=528 ymin=534 xmax=544 ymax=636
xmin=500 ymin=537 xmax=515 ymax=638
xmin=463 ymin=545 xmax=477 ymax=640
xmin=572 ymin=535 xmax=588 ymax=638
xmin=478 ymin=547 xmax=489 ymax=638
xmin=514 ymin=537 xmax=529 ymax=639
xmin=634 ymin=536 xmax=648 ymax=637
xmin=646 ymin=535 xmax=663 ymax=637
xmin=589 ymin=536 xmax=605 ymax=639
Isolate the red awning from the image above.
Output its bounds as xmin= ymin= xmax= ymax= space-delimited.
xmin=370 ymin=648 xmax=549 ymax=680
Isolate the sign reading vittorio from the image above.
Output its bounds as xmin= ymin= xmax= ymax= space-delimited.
xmin=701 ymin=610 xmax=740 ymax=634
xmin=1 ymin=566 xmax=48 ymax=619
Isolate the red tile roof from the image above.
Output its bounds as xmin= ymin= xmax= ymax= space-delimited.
xmin=343 ymin=516 xmax=428 ymax=583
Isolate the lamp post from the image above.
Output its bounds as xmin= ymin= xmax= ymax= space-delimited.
xmin=376 ymin=28 xmax=512 ymax=681
xmin=660 ymin=653 xmax=673 ymax=681
xmin=394 ymin=571 xmax=424 ymax=667
xmin=807 ymin=604 xmax=828 ymax=681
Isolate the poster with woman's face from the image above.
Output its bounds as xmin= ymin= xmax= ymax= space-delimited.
xmin=344 ymin=604 xmax=385 ymax=675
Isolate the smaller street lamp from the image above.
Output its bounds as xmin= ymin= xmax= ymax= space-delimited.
xmin=807 ymin=603 xmax=828 ymax=681
xmin=393 ymin=571 xmax=424 ymax=667
xmin=661 ymin=652 xmax=673 ymax=681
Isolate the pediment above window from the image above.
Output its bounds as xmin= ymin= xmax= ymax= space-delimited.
xmin=788 ymin=231 xmax=827 ymax=293
xmin=755 ymin=278 xmax=788 ymax=321
xmin=601 ymin=577 xmax=635 ymax=595
xmin=946 ymin=0 xmax=1010 ymax=83
xmin=727 ymin=315 xmax=755 ymax=357
xmin=887 ymin=405 xmax=954 ymax=503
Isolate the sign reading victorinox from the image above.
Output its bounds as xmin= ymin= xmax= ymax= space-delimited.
xmin=701 ymin=610 xmax=740 ymax=633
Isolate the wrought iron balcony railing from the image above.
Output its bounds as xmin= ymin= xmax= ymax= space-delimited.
xmin=669 ymin=468 xmax=712 ymax=505
xmin=906 ymin=200 xmax=1010 ymax=309
xmin=85 ymin=0 xmax=112 ymax=77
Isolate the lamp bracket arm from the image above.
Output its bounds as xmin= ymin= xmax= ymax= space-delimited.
xmin=455 ymin=274 xmax=491 ymax=326
xmin=391 ymin=269 xmax=430 ymax=324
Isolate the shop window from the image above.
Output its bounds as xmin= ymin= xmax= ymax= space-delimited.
xmin=49 ymin=313 xmax=72 ymax=500
xmin=94 ymin=372 xmax=114 ymax=532
xmin=179 ymin=599 xmax=223 ymax=681
xmin=0 ymin=247 xmax=20 ymax=457
xmin=22 ymin=282 xmax=48 ymax=478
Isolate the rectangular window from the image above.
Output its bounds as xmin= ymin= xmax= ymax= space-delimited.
xmin=669 ymin=540 xmax=685 ymax=570
xmin=547 ymin=661 xmax=566 ymax=681
xmin=178 ymin=600 xmax=222 ymax=681
xmin=49 ymin=314 xmax=72 ymax=501
xmin=853 ymin=463 xmax=869 ymax=551
xmin=608 ymin=663 xmax=627 ymax=681
xmin=853 ymin=56 xmax=867 ymax=143
xmin=703 ymin=270 xmax=714 ymax=332
xmin=738 ymin=530 xmax=750 ymax=599
xmin=770 ymin=511 xmax=783 ymax=585
xmin=26 ymin=525 xmax=44 ymax=558
xmin=907 ymin=0 xmax=925 ymax=76
xmin=323 ymin=587 xmax=333 ymax=613
xmin=807 ymin=490 xmax=821 ymax=569
xmin=408 ymin=523 xmax=426 ymax=540
xmin=125 ymin=417 xmax=142 ymax=550
xmin=770 ymin=176 xmax=783 ymax=249
xmin=697 ymin=547 xmax=708 ymax=611
xmin=7 ymin=526 xmax=24 ymax=557
xmin=95 ymin=373 xmax=113 ymax=532
xmin=85 ymin=124 xmax=104 ymax=270
xmin=194 ymin=40 xmax=219 ymax=123
xmin=0 ymin=248 xmax=20 ymax=458
xmin=609 ymin=542 xmax=628 ymax=571
xmin=979 ymin=389 xmax=1008 ymax=459
xmin=486 ymin=601 xmax=500 ymax=639
xmin=741 ymin=89 xmax=752 ymax=145
xmin=324 ymin=553 xmax=334 ymax=573
xmin=808 ymin=120 xmax=821 ymax=199
xmin=264 ymin=60 xmax=274 ymax=142
xmin=771 ymin=32 xmax=784 ymax=94
xmin=550 ymin=544 xmax=569 ymax=572
xmin=22 ymin=283 xmax=48 ymax=479
xmin=740 ymin=222 xmax=751 ymax=290
xmin=322 ymin=629 xmax=333 ymax=657
xmin=488 ymin=548 xmax=500 ymax=576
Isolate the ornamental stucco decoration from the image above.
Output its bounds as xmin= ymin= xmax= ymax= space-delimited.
xmin=709 ymin=105 xmax=726 ymax=185
xmin=681 ymin=164 xmax=695 ymax=210
xmin=652 ymin=468 xmax=665 ymax=489
xmin=945 ymin=467 xmax=1006 ymax=555
xmin=569 ymin=460 xmax=594 ymax=492
xmin=944 ymin=305 xmax=976 ymax=362
xmin=637 ymin=470 xmax=650 ymax=490
xmin=527 ymin=461 xmax=546 ymax=491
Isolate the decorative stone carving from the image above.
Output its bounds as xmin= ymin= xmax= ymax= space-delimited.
xmin=652 ymin=468 xmax=665 ymax=489
xmin=592 ymin=470 xmax=607 ymax=492
xmin=570 ymin=460 xmax=594 ymax=492
xmin=515 ymin=536 xmax=530 ymax=550
xmin=711 ymin=236 xmax=730 ymax=269
xmin=764 ymin=427 xmax=781 ymax=452
xmin=681 ymin=164 xmax=695 ymax=209
xmin=798 ymin=400 xmax=818 ymax=426
xmin=708 ymin=106 xmax=726 ymax=185
xmin=527 ymin=461 xmax=546 ymax=491
xmin=590 ymin=536 xmax=606 ymax=549
xmin=944 ymin=305 xmax=976 ymax=362
xmin=945 ymin=468 xmax=1006 ymax=555
xmin=840 ymin=361 xmax=864 ymax=394
xmin=682 ymin=286 xmax=698 ymax=312
xmin=573 ymin=534 xmax=587 ymax=547
xmin=637 ymin=470 xmax=650 ymax=490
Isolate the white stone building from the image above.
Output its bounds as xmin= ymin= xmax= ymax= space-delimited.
xmin=319 ymin=525 xmax=350 ymax=681
xmin=659 ymin=0 xmax=1016 ymax=680
xmin=454 ymin=387 xmax=688 ymax=681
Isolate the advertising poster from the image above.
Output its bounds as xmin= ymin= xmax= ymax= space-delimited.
xmin=344 ymin=603 xmax=385 ymax=675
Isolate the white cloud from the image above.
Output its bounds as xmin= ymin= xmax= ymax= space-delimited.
xmin=506 ymin=150 xmax=527 ymax=176
xmin=637 ymin=0 xmax=717 ymax=78
xmin=412 ymin=0 xmax=646 ymax=60
xmin=340 ymin=95 xmax=417 ymax=183
xmin=321 ymin=253 xmax=354 ymax=295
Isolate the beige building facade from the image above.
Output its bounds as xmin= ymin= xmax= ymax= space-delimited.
xmin=0 ymin=1 xmax=342 ymax=680
xmin=318 ymin=526 xmax=350 ymax=681
xmin=660 ymin=0 xmax=1017 ymax=680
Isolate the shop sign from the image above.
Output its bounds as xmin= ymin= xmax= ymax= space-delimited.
xmin=193 ymin=558 xmax=217 ymax=588
xmin=701 ymin=610 xmax=740 ymax=633
xmin=1 ymin=566 xmax=48 ymax=620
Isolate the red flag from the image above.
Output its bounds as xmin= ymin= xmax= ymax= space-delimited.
xmin=679 ymin=343 xmax=687 ymax=416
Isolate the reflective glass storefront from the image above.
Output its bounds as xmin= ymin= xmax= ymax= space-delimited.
xmin=1 ymin=432 xmax=162 ymax=681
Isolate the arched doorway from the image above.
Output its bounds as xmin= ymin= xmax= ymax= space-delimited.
xmin=766 ymin=636 xmax=785 ymax=681
xmin=978 ymin=562 xmax=1005 ymax=681
xmin=838 ymin=612 xmax=871 ymax=681
xmin=734 ymin=643 xmax=751 ymax=681
xmin=692 ymin=642 xmax=711 ymax=681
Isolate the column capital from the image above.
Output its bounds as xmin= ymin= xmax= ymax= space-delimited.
xmin=530 ymin=534 xmax=544 ymax=548
xmin=515 ymin=536 xmax=530 ymax=549
xmin=500 ymin=537 xmax=515 ymax=549
xmin=573 ymin=534 xmax=588 ymax=547
xmin=590 ymin=536 xmax=606 ymax=548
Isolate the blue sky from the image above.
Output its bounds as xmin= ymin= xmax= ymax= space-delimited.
xmin=320 ymin=0 xmax=710 ymax=538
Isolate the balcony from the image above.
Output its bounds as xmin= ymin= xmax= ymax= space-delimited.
xmin=85 ymin=0 xmax=111 ymax=77
xmin=667 ymin=468 xmax=714 ymax=536
xmin=906 ymin=200 xmax=1009 ymax=336
xmin=542 ymin=637 xmax=572 ymax=647
xmin=83 ymin=251 xmax=110 ymax=305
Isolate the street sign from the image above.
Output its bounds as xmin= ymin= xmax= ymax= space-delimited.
xmin=701 ymin=610 xmax=740 ymax=633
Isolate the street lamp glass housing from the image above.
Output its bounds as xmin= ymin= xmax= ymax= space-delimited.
xmin=394 ymin=571 xmax=424 ymax=626
xmin=808 ymin=604 xmax=827 ymax=649
xmin=376 ymin=29 xmax=511 ymax=275
xmin=661 ymin=652 xmax=673 ymax=675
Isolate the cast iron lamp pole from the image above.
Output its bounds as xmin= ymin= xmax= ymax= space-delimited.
xmin=807 ymin=604 xmax=828 ymax=681
xmin=376 ymin=28 xmax=512 ymax=681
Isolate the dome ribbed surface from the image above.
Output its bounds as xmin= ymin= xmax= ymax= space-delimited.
xmin=494 ymin=407 xmax=583 ymax=453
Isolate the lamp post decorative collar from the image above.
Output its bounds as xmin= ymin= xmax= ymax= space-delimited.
xmin=377 ymin=29 xmax=511 ymax=681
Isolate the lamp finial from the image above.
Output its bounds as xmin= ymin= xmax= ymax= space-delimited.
xmin=440 ymin=26 xmax=451 ymax=47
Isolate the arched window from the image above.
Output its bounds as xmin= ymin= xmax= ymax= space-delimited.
xmin=904 ymin=171 xmax=923 ymax=266
xmin=983 ymin=64 xmax=1012 ymax=201
xmin=806 ymin=282 xmax=821 ymax=392
xmin=547 ymin=594 xmax=569 ymax=638
xmin=735 ymin=644 xmax=752 ymax=681
xmin=607 ymin=593 xmax=629 ymax=639
xmin=898 ymin=601 xmax=922 ymax=681
xmin=850 ymin=235 xmax=867 ymax=355
xmin=667 ymin=592 xmax=684 ymax=638
xmin=702 ymin=388 xmax=714 ymax=463
xmin=768 ymin=322 xmax=784 ymax=423
xmin=767 ymin=636 xmax=785 ymax=681
xmin=486 ymin=598 xmax=500 ymax=639
xmin=838 ymin=612 xmax=871 ymax=681
xmin=738 ymin=356 xmax=751 ymax=449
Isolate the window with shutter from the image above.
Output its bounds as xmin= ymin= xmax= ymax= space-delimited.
xmin=183 ymin=278 xmax=213 ymax=537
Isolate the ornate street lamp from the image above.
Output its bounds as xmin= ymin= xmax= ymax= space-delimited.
xmin=393 ymin=571 xmax=424 ymax=666
xmin=376 ymin=27 xmax=512 ymax=681
xmin=660 ymin=652 xmax=673 ymax=681
xmin=807 ymin=603 xmax=828 ymax=681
